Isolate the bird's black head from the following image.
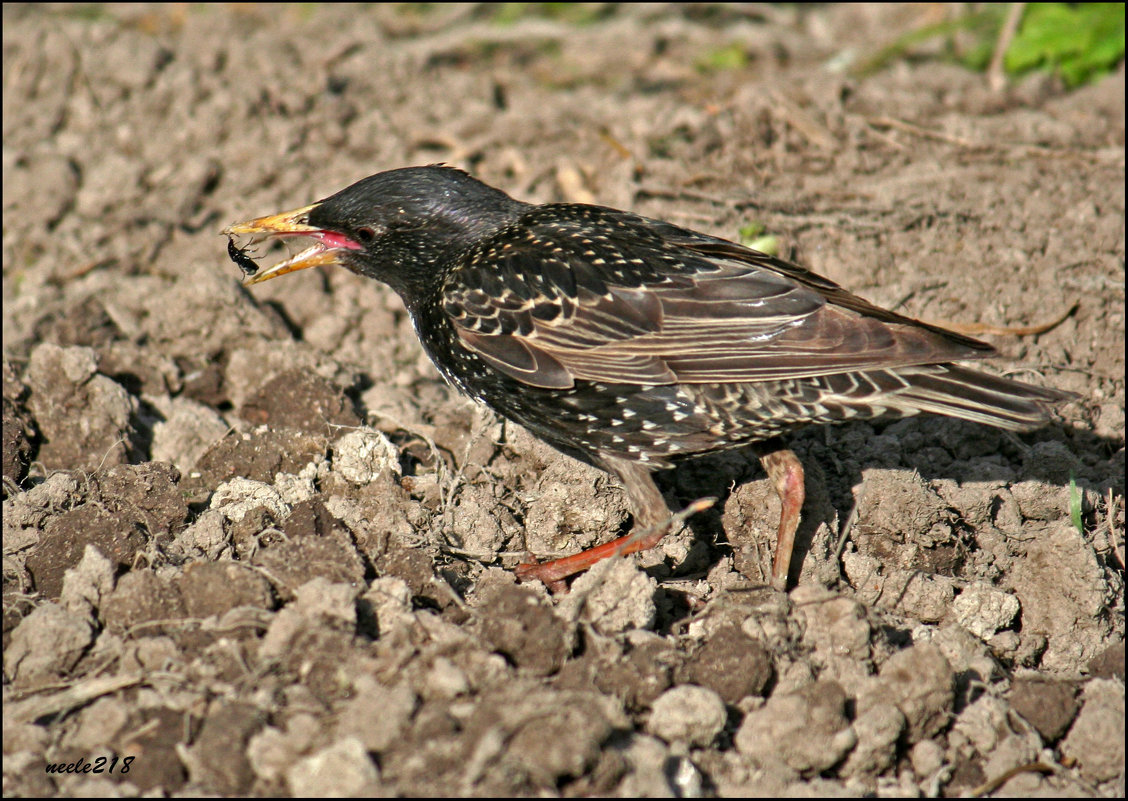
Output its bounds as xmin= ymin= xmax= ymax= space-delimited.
xmin=224 ymin=166 xmax=528 ymax=303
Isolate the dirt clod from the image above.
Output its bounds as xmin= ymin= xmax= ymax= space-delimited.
xmin=1009 ymin=676 xmax=1081 ymax=743
xmin=734 ymin=680 xmax=857 ymax=775
xmin=474 ymin=578 xmax=571 ymax=676
xmin=681 ymin=623 xmax=773 ymax=703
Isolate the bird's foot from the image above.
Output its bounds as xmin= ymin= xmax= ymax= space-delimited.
xmin=514 ymin=497 xmax=716 ymax=588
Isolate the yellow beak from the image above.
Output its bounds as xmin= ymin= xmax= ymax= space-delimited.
xmin=222 ymin=203 xmax=347 ymax=285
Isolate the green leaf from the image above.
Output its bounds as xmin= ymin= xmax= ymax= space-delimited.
xmin=696 ymin=43 xmax=749 ymax=73
xmin=737 ymin=222 xmax=765 ymax=242
xmin=1069 ymin=475 xmax=1084 ymax=535
xmin=1006 ymin=3 xmax=1125 ymax=87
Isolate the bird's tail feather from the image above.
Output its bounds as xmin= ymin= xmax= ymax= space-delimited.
xmin=886 ymin=364 xmax=1073 ymax=431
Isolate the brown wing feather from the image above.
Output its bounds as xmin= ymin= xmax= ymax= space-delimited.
xmin=442 ymin=208 xmax=996 ymax=390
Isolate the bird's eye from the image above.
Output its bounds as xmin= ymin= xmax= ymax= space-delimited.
xmin=355 ymin=226 xmax=378 ymax=244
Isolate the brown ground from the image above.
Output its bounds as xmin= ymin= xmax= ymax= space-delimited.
xmin=3 ymin=4 xmax=1124 ymax=797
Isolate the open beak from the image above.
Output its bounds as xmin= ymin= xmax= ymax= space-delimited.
xmin=221 ymin=203 xmax=362 ymax=285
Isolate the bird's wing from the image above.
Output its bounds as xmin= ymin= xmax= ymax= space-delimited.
xmin=441 ymin=208 xmax=995 ymax=390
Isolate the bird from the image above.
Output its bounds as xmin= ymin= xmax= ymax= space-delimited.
xmin=223 ymin=165 xmax=1070 ymax=590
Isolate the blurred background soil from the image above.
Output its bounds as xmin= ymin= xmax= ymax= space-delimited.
xmin=3 ymin=4 xmax=1124 ymax=797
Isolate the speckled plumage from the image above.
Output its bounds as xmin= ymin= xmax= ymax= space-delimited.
xmin=224 ymin=165 xmax=1069 ymax=588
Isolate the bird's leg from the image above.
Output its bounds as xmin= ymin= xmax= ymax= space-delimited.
xmin=751 ymin=440 xmax=805 ymax=591
xmin=515 ymin=456 xmax=670 ymax=586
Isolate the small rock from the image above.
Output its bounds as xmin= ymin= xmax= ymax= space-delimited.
xmin=336 ymin=677 xmax=417 ymax=752
xmin=240 ymin=368 xmax=361 ymax=435
xmin=260 ymin=578 xmax=358 ymax=660
xmin=475 ymin=578 xmax=571 ymax=676
xmin=292 ymin=578 xmax=358 ymax=627
xmin=734 ymin=680 xmax=856 ymax=775
xmin=930 ymin=623 xmax=1004 ymax=685
xmin=174 ymin=508 xmax=232 ymax=560
xmin=1009 ymin=676 xmax=1080 ymax=743
xmin=177 ymin=561 xmax=274 ymax=619
xmin=361 ymin=576 xmax=415 ymax=635
xmin=557 ymin=556 xmax=656 ymax=633
xmin=910 ymin=739 xmax=945 ymax=780
xmin=470 ymin=686 xmax=625 ymax=789
xmin=864 ymin=643 xmax=953 ymax=743
xmin=100 ymin=569 xmax=187 ymax=636
xmin=149 ymin=396 xmax=230 ymax=472
xmin=423 ymin=656 xmax=470 ymax=700
xmin=25 ymin=343 xmax=138 ymax=470
xmin=681 ymin=623 xmax=773 ymax=703
xmin=617 ymin=734 xmax=674 ymax=797
xmin=209 ymin=477 xmax=289 ymax=522
xmin=1087 ymin=640 xmax=1125 ymax=680
xmin=646 ymin=684 xmax=727 ymax=747
xmin=247 ymin=714 xmax=320 ymax=783
xmin=59 ymin=545 xmax=116 ymax=621
xmin=183 ymin=701 xmax=265 ymax=794
xmin=951 ymin=583 xmax=1019 ymax=640
xmin=1060 ymin=679 xmax=1125 ymax=783
xmin=333 ymin=427 xmax=401 ymax=483
xmin=287 ymin=737 xmax=381 ymax=797
xmin=839 ymin=702 xmax=905 ymax=779
xmin=4 ymin=602 xmax=93 ymax=683
xmin=793 ymin=585 xmax=873 ymax=690
xmin=1010 ymin=521 xmax=1109 ymax=673
xmin=952 ymin=694 xmax=1040 ymax=774
xmin=841 ymin=551 xmax=956 ymax=623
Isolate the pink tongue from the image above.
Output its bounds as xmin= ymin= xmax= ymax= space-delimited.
xmin=313 ymin=231 xmax=362 ymax=250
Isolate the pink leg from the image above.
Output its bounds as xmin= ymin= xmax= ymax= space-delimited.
xmin=516 ymin=456 xmax=669 ymax=586
xmin=753 ymin=442 xmax=805 ymax=591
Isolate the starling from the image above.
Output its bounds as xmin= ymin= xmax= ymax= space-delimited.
xmin=223 ymin=166 xmax=1070 ymax=589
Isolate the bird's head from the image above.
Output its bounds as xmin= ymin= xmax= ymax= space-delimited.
xmin=223 ymin=166 xmax=526 ymax=301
